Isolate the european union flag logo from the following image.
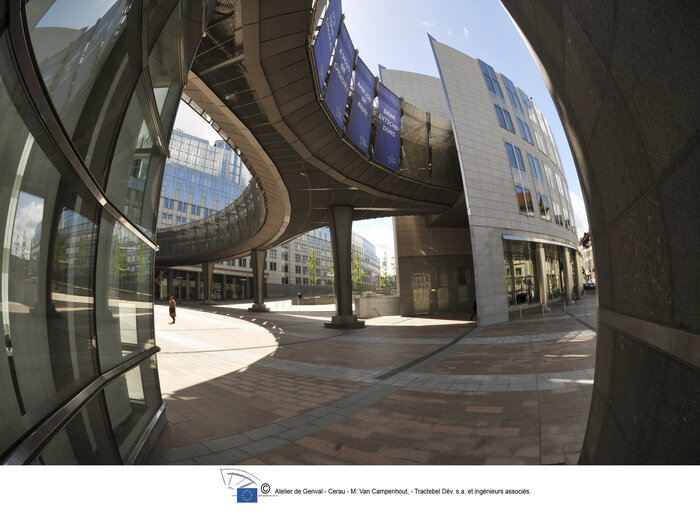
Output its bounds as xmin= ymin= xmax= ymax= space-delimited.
xmin=237 ymin=488 xmax=258 ymax=503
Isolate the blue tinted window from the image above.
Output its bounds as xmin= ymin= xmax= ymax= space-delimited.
xmin=503 ymin=110 xmax=514 ymax=132
xmin=528 ymin=153 xmax=537 ymax=180
xmin=514 ymin=146 xmax=525 ymax=171
xmin=495 ymin=106 xmax=507 ymax=128
xmin=519 ymin=88 xmax=533 ymax=114
xmin=485 ymin=77 xmax=496 ymax=93
xmin=505 ymin=142 xmax=518 ymax=168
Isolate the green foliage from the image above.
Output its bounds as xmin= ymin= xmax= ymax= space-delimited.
xmin=306 ymin=248 xmax=319 ymax=287
xmin=351 ymin=251 xmax=365 ymax=291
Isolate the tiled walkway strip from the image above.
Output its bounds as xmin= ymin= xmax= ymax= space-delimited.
xmin=149 ymin=320 xmax=595 ymax=464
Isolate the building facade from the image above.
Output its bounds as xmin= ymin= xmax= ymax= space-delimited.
xmin=155 ymin=130 xmax=380 ymax=300
xmin=0 ymin=0 xmax=212 ymax=464
xmin=383 ymin=40 xmax=582 ymax=324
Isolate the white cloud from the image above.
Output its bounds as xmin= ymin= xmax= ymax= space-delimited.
xmin=12 ymin=198 xmax=44 ymax=257
xmin=570 ymin=192 xmax=589 ymax=235
xmin=463 ymin=27 xmax=469 ymax=37
xmin=447 ymin=30 xmax=453 ymax=36
xmin=420 ymin=21 xmax=436 ymax=28
xmin=353 ymin=218 xmax=395 ymax=262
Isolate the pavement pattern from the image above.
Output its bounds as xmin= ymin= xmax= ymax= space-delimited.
xmin=147 ymin=297 xmax=596 ymax=465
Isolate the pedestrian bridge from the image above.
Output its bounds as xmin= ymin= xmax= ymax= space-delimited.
xmin=155 ymin=0 xmax=463 ymax=266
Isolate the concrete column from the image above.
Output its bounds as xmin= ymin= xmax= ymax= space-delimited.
xmin=535 ymin=243 xmax=550 ymax=312
xmin=202 ymin=262 xmax=213 ymax=304
xmin=195 ymin=271 xmax=201 ymax=300
xmin=563 ymin=248 xmax=574 ymax=304
xmin=249 ymin=249 xmax=269 ymax=312
xmin=157 ymin=269 xmax=165 ymax=299
xmin=166 ymin=269 xmax=174 ymax=298
xmin=325 ymin=206 xmax=364 ymax=328
xmin=575 ymin=251 xmax=585 ymax=299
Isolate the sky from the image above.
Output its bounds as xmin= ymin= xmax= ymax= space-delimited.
xmin=174 ymin=0 xmax=589 ymax=263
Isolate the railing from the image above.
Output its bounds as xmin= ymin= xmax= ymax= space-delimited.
xmin=309 ymin=0 xmax=462 ymax=190
xmin=156 ymin=178 xmax=264 ymax=259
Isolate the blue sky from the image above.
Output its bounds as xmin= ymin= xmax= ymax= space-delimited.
xmin=175 ymin=0 xmax=588 ymax=262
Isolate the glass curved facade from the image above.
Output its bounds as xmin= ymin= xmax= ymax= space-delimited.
xmin=0 ymin=0 xmax=211 ymax=464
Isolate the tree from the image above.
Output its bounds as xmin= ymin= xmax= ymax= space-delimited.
xmin=380 ymin=252 xmax=390 ymax=289
xmin=306 ymin=248 xmax=319 ymax=287
xmin=351 ymin=251 xmax=365 ymax=292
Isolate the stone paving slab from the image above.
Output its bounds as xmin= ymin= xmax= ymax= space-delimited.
xmin=148 ymin=301 xmax=596 ymax=465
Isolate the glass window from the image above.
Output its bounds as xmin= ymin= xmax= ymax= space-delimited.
xmin=503 ymin=240 xmax=538 ymax=306
xmin=0 ymin=60 xmax=108 ymax=457
xmin=524 ymin=188 xmax=535 ymax=216
xmin=148 ymin=4 xmax=182 ymax=131
xmin=105 ymin=80 xmax=165 ymax=235
xmin=495 ymin=106 xmax=507 ymax=129
xmin=103 ymin=357 xmax=161 ymax=460
xmin=505 ymin=142 xmax=518 ymax=168
xmin=95 ymin=214 xmax=154 ymax=372
xmin=33 ymin=393 xmax=119 ymax=464
xmin=478 ymin=59 xmax=504 ymax=98
xmin=538 ymin=193 xmax=551 ymax=221
xmin=503 ymin=110 xmax=515 ymax=132
xmin=27 ymin=1 xmax=136 ymax=177
xmin=514 ymin=146 xmax=525 ymax=171
xmin=515 ymin=185 xmax=528 ymax=215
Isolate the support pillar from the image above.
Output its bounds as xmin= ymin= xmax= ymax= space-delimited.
xmin=536 ymin=243 xmax=550 ymax=312
xmin=166 ymin=269 xmax=174 ymax=299
xmin=248 ymin=249 xmax=269 ymax=312
xmin=575 ymin=251 xmax=585 ymax=299
xmin=324 ymin=206 xmax=364 ymax=328
xmin=195 ymin=271 xmax=201 ymax=300
xmin=202 ymin=262 xmax=213 ymax=304
xmin=564 ymin=248 xmax=574 ymax=304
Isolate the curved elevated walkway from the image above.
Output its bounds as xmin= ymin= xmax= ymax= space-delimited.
xmin=156 ymin=0 xmax=462 ymax=265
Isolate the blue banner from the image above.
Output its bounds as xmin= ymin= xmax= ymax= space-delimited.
xmin=323 ymin=24 xmax=354 ymax=129
xmin=373 ymin=83 xmax=401 ymax=170
xmin=313 ymin=0 xmax=342 ymax=90
xmin=346 ymin=57 xmax=375 ymax=153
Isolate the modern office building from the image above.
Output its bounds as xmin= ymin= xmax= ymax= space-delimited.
xmin=158 ymin=222 xmax=380 ymax=300
xmin=382 ymin=42 xmax=582 ymax=323
xmin=157 ymin=130 xmax=251 ymax=228
xmin=1 ymin=0 xmax=697 ymax=466
xmin=155 ymin=131 xmax=380 ymax=299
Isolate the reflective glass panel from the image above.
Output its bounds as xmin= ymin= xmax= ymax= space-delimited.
xmin=27 ymin=1 xmax=139 ymax=181
xmin=103 ymin=356 xmax=161 ymax=460
xmin=95 ymin=213 xmax=154 ymax=372
xmin=105 ymin=82 xmax=165 ymax=235
xmin=148 ymin=2 xmax=182 ymax=131
xmin=503 ymin=240 xmax=538 ymax=306
xmin=0 ymin=45 xmax=100 ymax=456
xmin=33 ymin=394 xmax=120 ymax=464
xmin=400 ymin=102 xmax=428 ymax=179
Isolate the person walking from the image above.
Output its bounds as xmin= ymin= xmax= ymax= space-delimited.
xmin=169 ymin=296 xmax=177 ymax=324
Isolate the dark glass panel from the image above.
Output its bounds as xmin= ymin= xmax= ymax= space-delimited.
xmin=103 ymin=356 xmax=161 ymax=460
xmin=95 ymin=213 xmax=154 ymax=372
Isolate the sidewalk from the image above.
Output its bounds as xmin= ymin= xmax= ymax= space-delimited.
xmin=148 ymin=298 xmax=596 ymax=465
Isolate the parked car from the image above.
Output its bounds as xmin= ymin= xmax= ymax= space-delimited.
xmin=584 ymin=281 xmax=596 ymax=290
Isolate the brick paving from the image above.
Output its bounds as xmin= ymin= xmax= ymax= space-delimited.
xmin=148 ymin=298 xmax=595 ymax=465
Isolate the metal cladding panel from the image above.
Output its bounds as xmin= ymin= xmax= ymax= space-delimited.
xmin=259 ymin=11 xmax=309 ymax=42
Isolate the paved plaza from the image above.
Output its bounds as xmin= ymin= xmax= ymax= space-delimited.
xmin=148 ymin=295 xmax=597 ymax=465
